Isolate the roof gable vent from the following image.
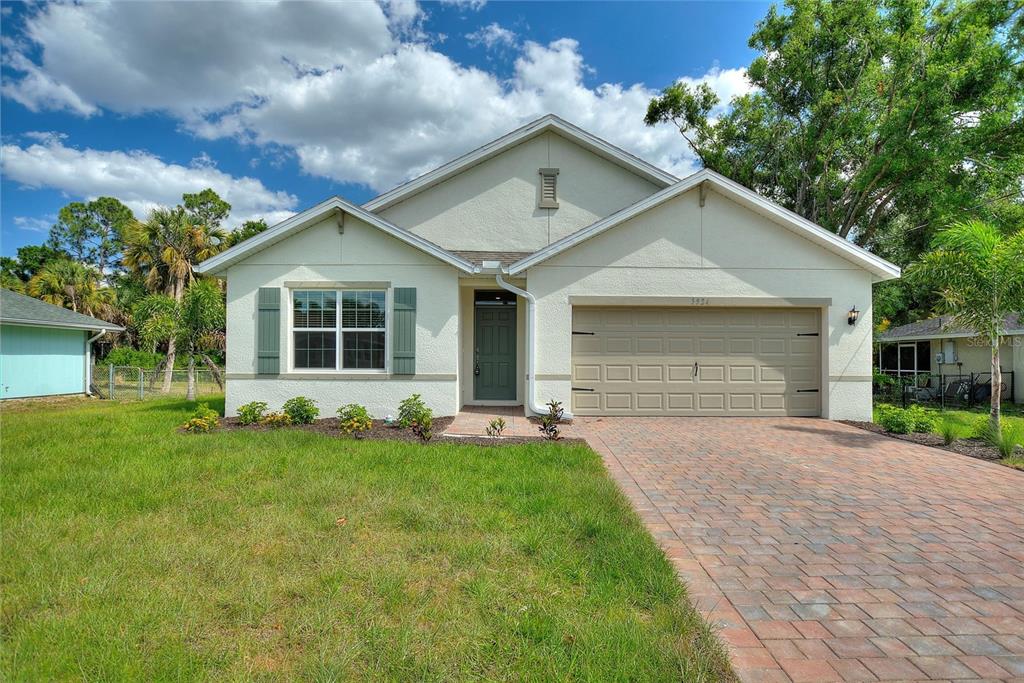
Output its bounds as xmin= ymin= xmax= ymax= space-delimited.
xmin=538 ymin=168 xmax=559 ymax=209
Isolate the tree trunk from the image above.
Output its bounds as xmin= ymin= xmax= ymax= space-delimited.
xmin=161 ymin=275 xmax=185 ymax=392
xmin=990 ymin=335 xmax=1002 ymax=438
xmin=186 ymin=355 xmax=196 ymax=402
xmin=162 ymin=337 xmax=177 ymax=393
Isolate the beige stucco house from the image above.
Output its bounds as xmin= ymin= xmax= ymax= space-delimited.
xmin=877 ymin=314 xmax=1022 ymax=403
xmin=197 ymin=115 xmax=900 ymax=421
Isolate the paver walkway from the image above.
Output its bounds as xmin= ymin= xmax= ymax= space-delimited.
xmin=446 ymin=405 xmax=581 ymax=438
xmin=580 ymin=417 xmax=1024 ymax=682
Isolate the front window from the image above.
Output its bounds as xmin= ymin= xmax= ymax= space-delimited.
xmin=292 ymin=289 xmax=385 ymax=370
xmin=341 ymin=290 xmax=385 ymax=369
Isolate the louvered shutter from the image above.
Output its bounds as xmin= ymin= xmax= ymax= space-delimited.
xmin=256 ymin=288 xmax=280 ymax=374
xmin=392 ymin=288 xmax=416 ymax=375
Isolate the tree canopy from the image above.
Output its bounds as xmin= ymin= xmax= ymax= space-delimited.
xmin=48 ymin=197 xmax=135 ymax=276
xmin=646 ymin=0 xmax=1024 ymax=253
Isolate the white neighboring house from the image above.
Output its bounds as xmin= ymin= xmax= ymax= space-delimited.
xmin=197 ymin=115 xmax=900 ymax=421
xmin=877 ymin=314 xmax=1023 ymax=404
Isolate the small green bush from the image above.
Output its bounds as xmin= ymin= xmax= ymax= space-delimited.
xmin=397 ymin=394 xmax=427 ymax=429
xmin=183 ymin=403 xmax=219 ymax=433
xmin=338 ymin=403 xmax=373 ymax=438
xmin=237 ymin=401 xmax=268 ymax=426
xmin=976 ymin=420 xmax=1024 ymax=458
xmin=877 ymin=404 xmax=933 ymax=434
xmin=259 ymin=412 xmax=292 ymax=428
xmin=410 ymin=409 xmax=433 ymax=442
xmin=485 ymin=417 xmax=506 ymax=437
xmin=538 ymin=399 xmax=564 ymax=440
xmin=282 ymin=396 xmax=319 ymax=424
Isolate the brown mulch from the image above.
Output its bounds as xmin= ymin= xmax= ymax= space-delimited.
xmin=840 ymin=420 xmax=1009 ymax=464
xmin=218 ymin=415 xmax=584 ymax=447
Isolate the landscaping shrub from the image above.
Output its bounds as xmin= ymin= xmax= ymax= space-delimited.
xmin=99 ymin=347 xmax=166 ymax=368
xmin=877 ymin=404 xmax=933 ymax=434
xmin=410 ymin=409 xmax=433 ymax=442
xmin=282 ymin=396 xmax=319 ymax=424
xmin=486 ymin=417 xmax=507 ymax=437
xmin=977 ymin=420 xmax=1024 ymax=458
xmin=539 ymin=399 xmax=564 ymax=440
xmin=182 ymin=403 xmax=219 ymax=433
xmin=337 ymin=403 xmax=373 ymax=438
xmin=397 ymin=393 xmax=427 ymax=428
xmin=259 ymin=412 xmax=292 ymax=428
xmin=237 ymin=401 xmax=268 ymax=426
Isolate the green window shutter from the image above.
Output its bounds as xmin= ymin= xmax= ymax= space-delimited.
xmin=256 ymin=287 xmax=281 ymax=375
xmin=392 ymin=287 xmax=416 ymax=375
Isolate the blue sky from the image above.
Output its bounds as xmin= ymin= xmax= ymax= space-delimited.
xmin=1 ymin=1 xmax=770 ymax=257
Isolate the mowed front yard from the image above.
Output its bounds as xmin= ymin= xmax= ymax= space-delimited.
xmin=1 ymin=398 xmax=731 ymax=681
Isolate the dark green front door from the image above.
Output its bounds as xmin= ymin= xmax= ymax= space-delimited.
xmin=474 ymin=295 xmax=516 ymax=401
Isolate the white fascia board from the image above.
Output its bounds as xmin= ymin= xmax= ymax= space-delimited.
xmin=196 ymin=196 xmax=476 ymax=275
xmin=879 ymin=330 xmax=1024 ymax=343
xmin=362 ymin=114 xmax=678 ymax=213
xmin=508 ymin=169 xmax=902 ymax=282
xmin=1 ymin=318 xmax=124 ymax=332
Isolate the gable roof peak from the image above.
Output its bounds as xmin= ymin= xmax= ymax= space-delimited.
xmin=362 ymin=115 xmax=678 ymax=213
xmin=195 ymin=195 xmax=476 ymax=276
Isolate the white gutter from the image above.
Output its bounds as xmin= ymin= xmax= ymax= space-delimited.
xmin=84 ymin=330 xmax=106 ymax=396
xmin=480 ymin=261 xmax=571 ymax=419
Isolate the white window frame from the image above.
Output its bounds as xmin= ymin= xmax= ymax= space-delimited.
xmin=288 ymin=287 xmax=390 ymax=374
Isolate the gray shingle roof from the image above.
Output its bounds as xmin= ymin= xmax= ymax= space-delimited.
xmin=879 ymin=313 xmax=1022 ymax=341
xmin=450 ymin=250 xmax=534 ymax=267
xmin=0 ymin=288 xmax=123 ymax=331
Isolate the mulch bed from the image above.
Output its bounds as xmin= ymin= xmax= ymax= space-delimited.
xmin=218 ymin=415 xmax=584 ymax=447
xmin=840 ymin=420 xmax=1014 ymax=465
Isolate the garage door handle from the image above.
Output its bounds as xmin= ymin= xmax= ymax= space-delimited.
xmin=572 ymin=387 xmax=595 ymax=392
xmin=693 ymin=361 xmax=698 ymax=377
xmin=572 ymin=331 xmax=595 ymax=335
xmin=796 ymin=389 xmax=819 ymax=393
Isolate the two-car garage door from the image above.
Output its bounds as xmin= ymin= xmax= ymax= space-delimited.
xmin=571 ymin=307 xmax=821 ymax=416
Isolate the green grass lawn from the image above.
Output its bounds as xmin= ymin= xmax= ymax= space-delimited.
xmin=1 ymin=397 xmax=731 ymax=681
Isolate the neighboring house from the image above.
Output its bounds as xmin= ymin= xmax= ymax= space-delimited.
xmin=877 ymin=314 xmax=1023 ymax=403
xmin=197 ymin=115 xmax=900 ymax=421
xmin=0 ymin=288 xmax=123 ymax=399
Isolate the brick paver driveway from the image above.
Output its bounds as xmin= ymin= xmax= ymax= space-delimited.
xmin=581 ymin=417 xmax=1024 ymax=682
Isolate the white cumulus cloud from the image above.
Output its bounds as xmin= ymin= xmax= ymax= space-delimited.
xmin=466 ymin=22 xmax=517 ymax=50
xmin=1 ymin=138 xmax=298 ymax=228
xmin=4 ymin=2 xmax=755 ymax=194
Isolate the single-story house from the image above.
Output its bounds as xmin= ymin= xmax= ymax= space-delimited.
xmin=197 ymin=114 xmax=900 ymax=421
xmin=877 ymin=314 xmax=1022 ymax=403
xmin=0 ymin=288 xmax=123 ymax=399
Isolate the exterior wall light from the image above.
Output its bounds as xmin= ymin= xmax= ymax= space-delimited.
xmin=848 ymin=306 xmax=859 ymax=325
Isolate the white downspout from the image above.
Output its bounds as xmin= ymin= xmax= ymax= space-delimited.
xmin=490 ymin=267 xmax=571 ymax=419
xmin=85 ymin=329 xmax=106 ymax=396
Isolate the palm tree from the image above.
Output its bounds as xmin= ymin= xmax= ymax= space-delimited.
xmin=135 ymin=280 xmax=225 ymax=401
xmin=910 ymin=220 xmax=1024 ymax=437
xmin=27 ymin=260 xmax=113 ymax=317
xmin=123 ymin=207 xmax=227 ymax=391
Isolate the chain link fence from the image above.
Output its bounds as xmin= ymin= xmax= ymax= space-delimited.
xmin=92 ymin=365 xmax=223 ymax=401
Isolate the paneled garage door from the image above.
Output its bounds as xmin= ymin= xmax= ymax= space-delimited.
xmin=571 ymin=307 xmax=821 ymax=416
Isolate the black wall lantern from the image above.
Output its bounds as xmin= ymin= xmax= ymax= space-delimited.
xmin=848 ymin=306 xmax=859 ymax=326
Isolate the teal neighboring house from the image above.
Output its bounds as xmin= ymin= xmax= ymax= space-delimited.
xmin=0 ymin=289 xmax=123 ymax=399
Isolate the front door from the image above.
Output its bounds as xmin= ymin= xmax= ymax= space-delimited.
xmin=474 ymin=291 xmax=517 ymax=401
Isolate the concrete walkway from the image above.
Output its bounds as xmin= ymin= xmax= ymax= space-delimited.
xmin=580 ymin=416 xmax=1024 ymax=682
